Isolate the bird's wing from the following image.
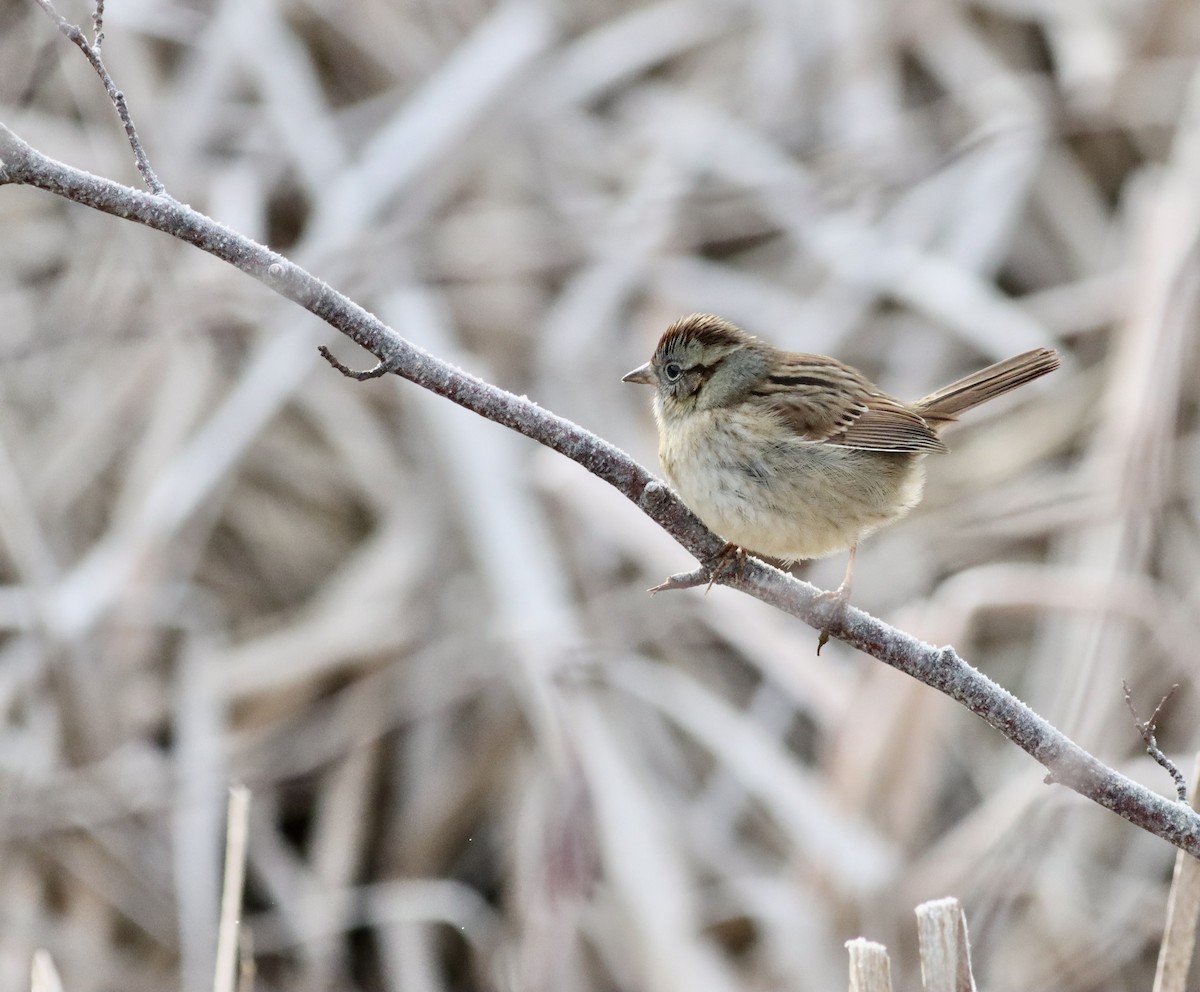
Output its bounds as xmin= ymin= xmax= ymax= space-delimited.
xmin=755 ymin=356 xmax=947 ymax=453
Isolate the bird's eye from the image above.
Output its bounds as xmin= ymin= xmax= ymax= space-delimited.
xmin=664 ymin=362 xmax=683 ymax=382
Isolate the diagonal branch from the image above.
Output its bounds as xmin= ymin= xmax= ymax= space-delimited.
xmin=2 ymin=120 xmax=1198 ymax=858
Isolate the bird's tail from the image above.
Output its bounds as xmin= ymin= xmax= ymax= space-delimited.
xmin=914 ymin=347 xmax=1060 ymax=427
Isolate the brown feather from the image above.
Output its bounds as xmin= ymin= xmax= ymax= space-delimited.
xmin=913 ymin=347 xmax=1061 ymax=425
xmin=657 ymin=313 xmax=749 ymax=356
xmin=760 ymin=346 xmax=1060 ymax=451
xmin=755 ymin=355 xmax=947 ymax=453
xmin=829 ymin=401 xmax=948 ymax=452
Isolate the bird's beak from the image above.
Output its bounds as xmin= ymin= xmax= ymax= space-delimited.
xmin=622 ymin=362 xmax=655 ymax=385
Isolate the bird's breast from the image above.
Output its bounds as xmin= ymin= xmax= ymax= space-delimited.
xmin=655 ymin=406 xmax=926 ymax=561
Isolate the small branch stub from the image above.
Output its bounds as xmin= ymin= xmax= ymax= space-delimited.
xmin=648 ymin=544 xmax=746 ymax=594
xmin=317 ymin=345 xmax=399 ymax=382
xmin=1124 ymin=681 xmax=1187 ymax=803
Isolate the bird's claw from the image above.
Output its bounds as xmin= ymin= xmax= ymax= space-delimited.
xmin=649 ymin=543 xmax=748 ymax=595
xmin=814 ymin=582 xmax=851 ymax=654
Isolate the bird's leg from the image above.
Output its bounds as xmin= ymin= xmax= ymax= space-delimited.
xmin=649 ymin=542 xmax=746 ymax=594
xmin=816 ymin=545 xmax=856 ymax=654
xmin=832 ymin=544 xmax=856 ymax=602
xmin=705 ymin=542 xmax=747 ymax=592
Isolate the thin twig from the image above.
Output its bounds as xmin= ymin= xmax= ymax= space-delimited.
xmin=2 ymin=121 xmax=1200 ymax=858
xmin=31 ymin=0 xmax=164 ymax=194
xmin=1124 ymin=680 xmax=1188 ymax=803
xmin=318 ymin=345 xmax=402 ymax=381
xmin=91 ymin=0 xmax=104 ymax=48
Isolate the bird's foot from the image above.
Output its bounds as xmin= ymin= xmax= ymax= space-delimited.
xmin=815 ymin=546 xmax=857 ymax=654
xmin=649 ymin=542 xmax=746 ymax=594
xmin=814 ymin=581 xmax=851 ymax=655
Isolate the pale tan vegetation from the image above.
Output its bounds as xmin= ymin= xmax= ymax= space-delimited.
xmin=2 ymin=1 xmax=1200 ymax=991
